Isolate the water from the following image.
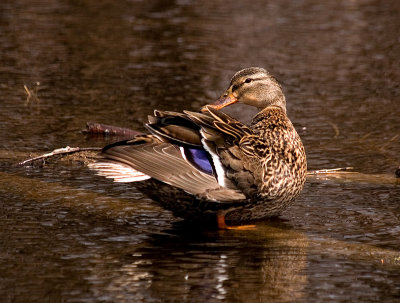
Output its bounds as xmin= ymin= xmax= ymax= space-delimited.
xmin=1 ymin=0 xmax=399 ymax=302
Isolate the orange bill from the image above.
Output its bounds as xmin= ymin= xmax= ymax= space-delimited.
xmin=201 ymin=92 xmax=238 ymax=112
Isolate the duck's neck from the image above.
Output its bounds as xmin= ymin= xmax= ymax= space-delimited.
xmin=252 ymin=105 xmax=287 ymax=122
xmin=250 ymin=106 xmax=290 ymax=134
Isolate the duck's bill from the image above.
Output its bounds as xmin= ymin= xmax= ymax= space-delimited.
xmin=201 ymin=93 xmax=238 ymax=112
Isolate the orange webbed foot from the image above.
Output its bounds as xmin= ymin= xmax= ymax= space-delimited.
xmin=217 ymin=213 xmax=256 ymax=230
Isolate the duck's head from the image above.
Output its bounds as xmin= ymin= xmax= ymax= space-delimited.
xmin=203 ymin=67 xmax=286 ymax=112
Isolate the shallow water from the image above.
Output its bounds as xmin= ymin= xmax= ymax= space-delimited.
xmin=0 ymin=0 xmax=399 ymax=302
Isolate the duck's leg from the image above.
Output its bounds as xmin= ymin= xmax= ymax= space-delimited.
xmin=217 ymin=211 xmax=256 ymax=230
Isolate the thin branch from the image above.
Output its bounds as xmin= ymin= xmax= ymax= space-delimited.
xmin=307 ymin=167 xmax=354 ymax=175
xmin=327 ymin=121 xmax=340 ymax=138
xmin=24 ymin=82 xmax=40 ymax=105
xmin=18 ymin=146 xmax=101 ymax=166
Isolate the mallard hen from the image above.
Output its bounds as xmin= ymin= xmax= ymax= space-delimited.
xmin=89 ymin=67 xmax=307 ymax=227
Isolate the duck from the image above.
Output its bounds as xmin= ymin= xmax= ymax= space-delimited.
xmin=89 ymin=67 xmax=307 ymax=228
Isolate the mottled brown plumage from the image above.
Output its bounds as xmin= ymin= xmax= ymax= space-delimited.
xmin=89 ymin=67 xmax=307 ymax=224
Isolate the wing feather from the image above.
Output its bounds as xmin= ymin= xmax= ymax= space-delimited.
xmin=90 ymin=108 xmax=258 ymax=203
xmin=92 ymin=141 xmax=245 ymax=202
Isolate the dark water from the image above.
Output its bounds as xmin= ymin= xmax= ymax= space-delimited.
xmin=1 ymin=0 xmax=400 ymax=302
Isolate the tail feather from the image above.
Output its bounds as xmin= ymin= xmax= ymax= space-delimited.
xmin=89 ymin=161 xmax=151 ymax=182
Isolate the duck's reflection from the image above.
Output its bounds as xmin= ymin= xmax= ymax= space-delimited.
xmin=104 ymin=220 xmax=308 ymax=302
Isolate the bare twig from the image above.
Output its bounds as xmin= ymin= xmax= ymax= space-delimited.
xmin=360 ymin=132 xmax=372 ymax=142
xmin=307 ymin=167 xmax=354 ymax=175
xmin=357 ymin=131 xmax=399 ymax=166
xmin=327 ymin=121 xmax=340 ymax=138
xmin=18 ymin=146 xmax=101 ymax=166
xmin=379 ymin=134 xmax=400 ymax=152
xmin=24 ymin=82 xmax=40 ymax=105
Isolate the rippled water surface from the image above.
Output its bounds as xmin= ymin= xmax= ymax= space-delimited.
xmin=1 ymin=0 xmax=399 ymax=302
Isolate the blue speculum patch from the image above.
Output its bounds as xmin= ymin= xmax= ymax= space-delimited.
xmin=184 ymin=148 xmax=214 ymax=175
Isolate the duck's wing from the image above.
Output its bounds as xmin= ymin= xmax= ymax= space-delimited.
xmin=185 ymin=106 xmax=261 ymax=198
xmin=148 ymin=108 xmax=256 ymax=191
xmin=89 ymin=134 xmax=246 ymax=202
xmin=145 ymin=109 xmax=206 ymax=147
xmin=90 ymin=108 xmax=261 ymax=202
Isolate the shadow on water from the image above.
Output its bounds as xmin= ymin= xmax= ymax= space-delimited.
xmin=1 ymin=0 xmax=400 ymax=302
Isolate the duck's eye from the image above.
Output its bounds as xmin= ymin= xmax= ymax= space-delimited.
xmin=245 ymin=78 xmax=252 ymax=83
